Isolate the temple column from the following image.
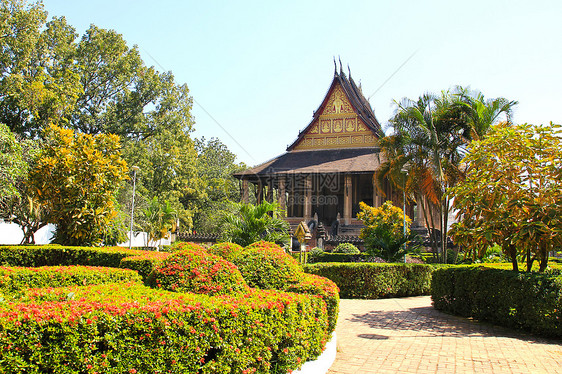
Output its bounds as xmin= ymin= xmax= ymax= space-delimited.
xmin=256 ymin=180 xmax=263 ymax=204
xmin=278 ymin=177 xmax=286 ymax=211
xmin=343 ymin=174 xmax=352 ymax=225
xmin=373 ymin=172 xmax=381 ymax=207
xmin=241 ymin=179 xmax=249 ymax=203
xmin=303 ymin=175 xmax=312 ymax=219
xmin=266 ymin=178 xmax=273 ymax=203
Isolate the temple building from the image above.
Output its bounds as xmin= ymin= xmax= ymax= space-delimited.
xmin=234 ymin=65 xmax=424 ymax=247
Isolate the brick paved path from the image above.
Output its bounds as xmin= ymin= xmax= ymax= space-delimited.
xmin=328 ymin=296 xmax=562 ymax=374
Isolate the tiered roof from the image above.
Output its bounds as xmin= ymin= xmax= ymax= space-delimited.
xmin=235 ymin=65 xmax=384 ymax=180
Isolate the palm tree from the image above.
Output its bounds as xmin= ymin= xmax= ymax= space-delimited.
xmin=381 ymin=88 xmax=517 ymax=262
xmin=451 ymin=86 xmax=518 ymax=140
xmin=220 ymin=201 xmax=290 ymax=247
xmin=141 ymin=197 xmax=178 ymax=249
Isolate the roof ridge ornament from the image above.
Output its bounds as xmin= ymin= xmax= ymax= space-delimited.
xmin=333 ymin=57 xmax=337 ymax=75
xmin=338 ymin=56 xmax=343 ymax=75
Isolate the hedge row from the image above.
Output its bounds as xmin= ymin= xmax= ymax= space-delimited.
xmin=0 ymin=245 xmax=144 ymax=268
xmin=0 ymin=283 xmax=330 ymax=374
xmin=431 ymin=266 xmax=562 ymax=338
xmin=0 ymin=266 xmax=141 ymax=298
xmin=307 ymin=253 xmax=373 ymax=263
xmin=304 ymin=263 xmax=433 ymax=299
xmin=0 ymin=245 xmax=174 ymax=281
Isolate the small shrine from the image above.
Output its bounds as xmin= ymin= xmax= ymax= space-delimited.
xmin=234 ymin=63 xmax=425 ymax=248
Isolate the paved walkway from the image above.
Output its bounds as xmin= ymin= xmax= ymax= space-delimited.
xmin=328 ymin=296 xmax=562 ymax=374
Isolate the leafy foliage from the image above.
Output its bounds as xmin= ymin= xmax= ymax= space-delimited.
xmin=431 ymin=266 xmax=562 ymax=338
xmin=357 ymin=201 xmax=414 ymax=262
xmin=220 ymin=201 xmax=290 ymax=247
xmin=28 ymin=125 xmax=128 ymax=246
xmin=233 ymin=241 xmax=304 ymax=290
xmin=193 ymin=137 xmax=247 ymax=231
xmin=333 ymin=242 xmax=360 ymax=254
xmin=449 ymin=122 xmax=562 ymax=272
xmin=0 ymin=123 xmax=26 ymax=199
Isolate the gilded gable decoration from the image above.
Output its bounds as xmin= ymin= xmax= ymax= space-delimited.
xmin=288 ymin=68 xmax=384 ymax=152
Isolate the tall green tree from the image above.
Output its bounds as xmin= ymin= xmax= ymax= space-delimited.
xmin=0 ymin=122 xmax=25 ymax=198
xmin=29 ymin=124 xmax=128 ymax=245
xmin=0 ymin=1 xmax=81 ymax=136
xmin=449 ymin=122 xmax=562 ymax=272
xmin=0 ymin=126 xmax=46 ymax=244
xmin=192 ymin=137 xmax=247 ymax=232
xmin=381 ymin=87 xmax=517 ymax=261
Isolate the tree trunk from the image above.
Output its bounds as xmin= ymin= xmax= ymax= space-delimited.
xmin=508 ymin=244 xmax=518 ymax=271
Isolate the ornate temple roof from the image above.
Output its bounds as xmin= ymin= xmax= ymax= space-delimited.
xmin=235 ymin=64 xmax=384 ymax=180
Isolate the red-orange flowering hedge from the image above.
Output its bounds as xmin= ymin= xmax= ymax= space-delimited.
xmin=285 ymin=273 xmax=339 ymax=334
xmin=208 ymin=242 xmax=244 ymax=262
xmin=234 ymin=241 xmax=304 ymax=290
xmin=119 ymin=251 xmax=171 ymax=280
xmin=0 ymin=283 xmax=330 ymax=374
xmin=147 ymin=243 xmax=249 ymax=296
xmin=0 ymin=266 xmax=141 ymax=298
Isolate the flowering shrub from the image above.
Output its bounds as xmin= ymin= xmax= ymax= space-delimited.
xmin=304 ymin=263 xmax=433 ymax=299
xmin=333 ymin=243 xmax=360 ymax=254
xmin=208 ymin=242 xmax=244 ymax=262
xmin=0 ymin=283 xmax=330 ymax=374
xmin=0 ymin=266 xmax=141 ymax=298
xmin=285 ymin=273 xmax=340 ymax=334
xmin=147 ymin=242 xmax=249 ymax=296
xmin=119 ymin=251 xmax=171 ymax=280
xmin=0 ymin=243 xmax=340 ymax=372
xmin=235 ymin=241 xmax=304 ymax=290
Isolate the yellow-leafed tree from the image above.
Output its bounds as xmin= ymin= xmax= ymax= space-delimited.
xmin=29 ymin=124 xmax=128 ymax=245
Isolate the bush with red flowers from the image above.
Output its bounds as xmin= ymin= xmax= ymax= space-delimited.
xmin=207 ymin=242 xmax=244 ymax=262
xmin=146 ymin=242 xmax=249 ymax=296
xmin=233 ymin=241 xmax=304 ymax=290
xmin=0 ymin=265 xmax=141 ymax=298
xmin=0 ymin=282 xmax=329 ymax=374
xmin=0 ymin=243 xmax=340 ymax=373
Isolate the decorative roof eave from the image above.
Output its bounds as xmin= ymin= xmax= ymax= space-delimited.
xmin=286 ymin=69 xmax=384 ymax=151
xmin=232 ymin=147 xmax=383 ymax=181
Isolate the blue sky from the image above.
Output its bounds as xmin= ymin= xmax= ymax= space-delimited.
xmin=42 ymin=0 xmax=562 ymax=165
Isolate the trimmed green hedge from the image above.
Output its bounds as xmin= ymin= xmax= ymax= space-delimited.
xmin=0 ymin=266 xmax=141 ymax=298
xmin=431 ymin=266 xmax=562 ymax=338
xmin=308 ymin=252 xmax=373 ymax=263
xmin=304 ymin=263 xmax=433 ymax=299
xmin=0 ymin=245 xmax=144 ymax=268
xmin=0 ymin=283 xmax=330 ymax=374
